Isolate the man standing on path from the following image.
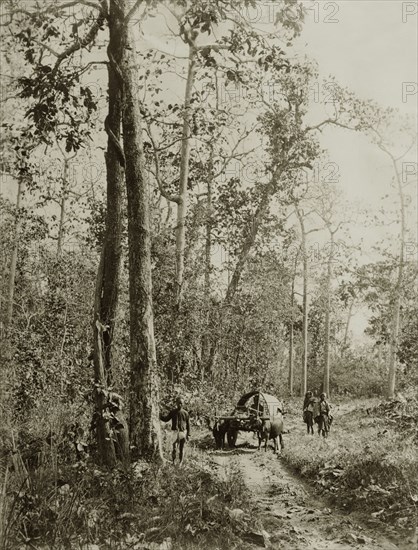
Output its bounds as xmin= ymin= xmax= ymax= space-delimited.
xmin=303 ymin=391 xmax=315 ymax=435
xmin=318 ymin=392 xmax=331 ymax=437
xmin=160 ymin=396 xmax=190 ymax=465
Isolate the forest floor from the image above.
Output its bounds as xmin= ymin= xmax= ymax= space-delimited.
xmin=200 ymin=397 xmax=418 ymax=550
xmin=3 ymin=397 xmax=417 ymax=549
xmin=209 ymin=443 xmax=413 ymax=550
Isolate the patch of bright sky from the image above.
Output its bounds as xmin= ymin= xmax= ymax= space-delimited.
xmin=293 ymin=0 xmax=418 ymax=340
xmin=222 ymin=0 xmax=417 ymax=341
xmin=296 ymin=0 xmax=417 ymax=199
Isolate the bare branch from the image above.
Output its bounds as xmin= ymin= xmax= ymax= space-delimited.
xmin=32 ymin=38 xmax=61 ymax=57
xmin=213 ymin=123 xmax=260 ymax=178
xmin=195 ymin=44 xmax=230 ymax=52
xmin=394 ymin=137 xmax=417 ymax=162
xmin=142 ymin=47 xmax=188 ymax=60
xmin=145 ymin=123 xmax=180 ymax=204
xmin=0 ymin=1 xmax=102 ymax=26
xmin=75 ymin=60 xmax=109 ymax=78
xmin=155 ymin=136 xmax=185 ymax=152
xmin=305 ymin=118 xmax=356 ymax=133
xmin=51 ymin=0 xmax=108 ymax=76
xmin=124 ymin=0 xmax=144 ymax=27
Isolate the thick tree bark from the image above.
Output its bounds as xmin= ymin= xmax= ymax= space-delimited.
xmin=120 ymin=18 xmax=163 ymax=461
xmin=175 ymin=44 xmax=197 ymax=307
xmin=91 ymin=0 xmax=125 ymax=468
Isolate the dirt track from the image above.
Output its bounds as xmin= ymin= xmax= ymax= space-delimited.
xmin=209 ymin=436 xmax=416 ymax=550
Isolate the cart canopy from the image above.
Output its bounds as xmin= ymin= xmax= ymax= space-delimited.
xmin=235 ymin=390 xmax=283 ymax=419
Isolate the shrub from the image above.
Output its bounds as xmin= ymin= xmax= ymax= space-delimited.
xmin=281 ymin=397 xmax=418 ymax=528
xmin=1 ymin=439 xmax=253 ymax=549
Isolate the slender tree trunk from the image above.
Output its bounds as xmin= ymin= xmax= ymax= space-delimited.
xmin=175 ymin=44 xmax=197 ymax=307
xmin=5 ymin=180 xmax=23 ymax=333
xmin=323 ymin=233 xmax=334 ymax=396
xmin=202 ymin=178 xmax=212 ymax=377
xmin=207 ymin=173 xmax=282 ymax=374
xmin=288 ymin=249 xmax=299 ymax=396
xmin=204 ymin=179 xmax=212 ymax=312
xmin=295 ymin=207 xmax=309 ymax=396
xmin=57 ymin=158 xmax=68 ymax=258
xmin=91 ymin=0 xmax=125 ymax=468
xmin=225 ymin=176 xmax=280 ymax=303
xmin=120 ymin=18 xmax=163 ymax=461
xmin=377 ymin=343 xmax=385 ymax=369
xmin=343 ymin=299 xmax=354 ymax=350
xmin=0 ymin=179 xmax=24 ymax=402
xmin=288 ymin=311 xmax=294 ymax=395
xmin=301 ymin=264 xmax=308 ymax=395
xmin=387 ymin=157 xmax=405 ymax=398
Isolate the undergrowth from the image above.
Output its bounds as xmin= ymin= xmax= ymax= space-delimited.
xmin=1 ymin=434 xmax=254 ymax=550
xmin=281 ymin=396 xmax=418 ymax=531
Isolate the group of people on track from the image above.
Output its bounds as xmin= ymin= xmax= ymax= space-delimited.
xmin=159 ymin=390 xmax=333 ymax=466
xmin=302 ymin=390 xmax=332 ymax=437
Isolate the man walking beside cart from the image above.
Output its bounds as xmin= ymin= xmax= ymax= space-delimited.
xmin=160 ymin=396 xmax=190 ymax=465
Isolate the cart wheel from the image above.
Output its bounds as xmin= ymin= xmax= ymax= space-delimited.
xmin=227 ymin=430 xmax=238 ymax=448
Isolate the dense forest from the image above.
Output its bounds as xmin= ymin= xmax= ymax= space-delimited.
xmin=0 ymin=1 xmax=417 ymax=549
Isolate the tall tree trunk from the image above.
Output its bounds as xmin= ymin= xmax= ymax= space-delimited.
xmin=323 ymin=232 xmax=334 ymax=396
xmin=91 ymin=0 xmax=125 ymax=468
xmin=387 ymin=157 xmax=405 ymax=398
xmin=5 ymin=179 xmax=23 ymax=335
xmin=301 ymin=263 xmax=308 ymax=396
xmin=301 ymin=242 xmax=309 ymax=395
xmin=175 ymin=44 xmax=197 ymax=307
xmin=201 ymin=177 xmax=212 ymax=377
xmin=295 ymin=207 xmax=309 ymax=395
xmin=207 ymin=173 xmax=282 ymax=374
xmin=120 ymin=17 xmax=163 ymax=461
xmin=57 ymin=158 xmax=69 ymax=258
xmin=0 ymin=179 xmax=24 ymax=403
xmin=225 ymin=176 xmax=280 ymax=303
xmin=342 ymin=299 xmax=354 ymax=350
xmin=288 ymin=307 xmax=294 ymax=396
xmin=295 ymin=207 xmax=320 ymax=396
xmin=288 ymin=249 xmax=299 ymax=396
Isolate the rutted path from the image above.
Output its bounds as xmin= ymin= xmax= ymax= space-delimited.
xmin=209 ymin=440 xmax=413 ymax=550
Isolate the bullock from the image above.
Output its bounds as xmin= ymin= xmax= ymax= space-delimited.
xmin=254 ymin=416 xmax=284 ymax=454
xmin=206 ymin=417 xmax=230 ymax=449
xmin=212 ymin=418 xmax=229 ymax=449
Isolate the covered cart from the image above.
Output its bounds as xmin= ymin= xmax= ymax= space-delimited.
xmin=215 ymin=390 xmax=284 ymax=448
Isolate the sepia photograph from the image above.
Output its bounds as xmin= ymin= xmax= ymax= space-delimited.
xmin=0 ymin=1 xmax=417 ymax=548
